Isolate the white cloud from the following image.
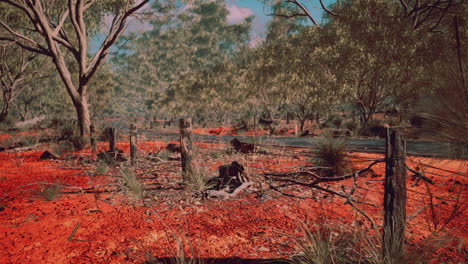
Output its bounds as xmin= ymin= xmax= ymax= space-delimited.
xmin=226 ymin=4 xmax=254 ymax=24
xmin=249 ymin=35 xmax=265 ymax=48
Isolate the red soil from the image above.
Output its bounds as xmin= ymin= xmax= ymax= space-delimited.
xmin=0 ymin=136 xmax=466 ymax=263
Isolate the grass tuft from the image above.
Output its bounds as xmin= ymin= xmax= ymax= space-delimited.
xmin=35 ymin=183 xmax=62 ymax=201
xmin=120 ymin=168 xmax=145 ymax=201
xmin=312 ymin=131 xmax=351 ymax=176
xmin=186 ymin=166 xmax=214 ymax=194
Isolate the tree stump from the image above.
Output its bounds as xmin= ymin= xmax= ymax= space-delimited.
xmin=383 ymin=128 xmax=407 ymax=261
xmin=130 ymin=124 xmax=138 ymax=166
xmin=179 ymin=118 xmax=193 ymax=180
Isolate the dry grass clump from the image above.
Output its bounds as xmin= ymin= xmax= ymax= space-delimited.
xmin=120 ymin=168 xmax=145 ymax=201
xmin=312 ymin=132 xmax=351 ymax=176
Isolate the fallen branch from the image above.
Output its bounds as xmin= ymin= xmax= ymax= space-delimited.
xmin=206 ymin=181 xmax=254 ymax=199
xmin=265 ymin=159 xmax=385 ymax=183
xmin=407 ymin=165 xmax=435 ymax=185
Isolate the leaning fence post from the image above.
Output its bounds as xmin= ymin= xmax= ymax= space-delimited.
xmin=179 ymin=118 xmax=193 ymax=180
xmin=383 ymin=127 xmax=407 ymax=260
xmin=130 ymin=123 xmax=138 ymax=166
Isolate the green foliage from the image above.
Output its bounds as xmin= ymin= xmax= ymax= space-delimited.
xmin=313 ymin=132 xmax=350 ymax=176
xmin=35 ymin=183 xmax=62 ymax=201
xmin=112 ymin=0 xmax=252 ymax=119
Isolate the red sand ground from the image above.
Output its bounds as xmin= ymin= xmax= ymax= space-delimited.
xmin=0 ymin=135 xmax=466 ymax=263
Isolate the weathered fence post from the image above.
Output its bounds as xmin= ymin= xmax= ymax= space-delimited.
xmin=109 ymin=127 xmax=116 ymax=153
xmin=90 ymin=124 xmax=97 ymax=153
xmin=179 ymin=118 xmax=193 ymax=180
xmin=383 ymin=127 xmax=407 ymax=260
xmin=130 ymin=123 xmax=138 ymax=166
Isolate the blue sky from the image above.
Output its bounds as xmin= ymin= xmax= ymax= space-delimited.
xmin=226 ymin=0 xmax=336 ymax=38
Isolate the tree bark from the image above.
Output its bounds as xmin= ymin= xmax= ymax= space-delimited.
xmin=73 ymin=95 xmax=91 ymax=137
xmin=179 ymin=118 xmax=193 ymax=180
xmin=383 ymin=128 xmax=407 ymax=261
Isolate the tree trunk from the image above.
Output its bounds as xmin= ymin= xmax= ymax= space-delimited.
xmin=72 ymin=95 xmax=91 ymax=137
xmin=0 ymin=89 xmax=12 ymax=123
xmin=299 ymin=118 xmax=306 ymax=132
xmin=383 ymin=128 xmax=407 ymax=261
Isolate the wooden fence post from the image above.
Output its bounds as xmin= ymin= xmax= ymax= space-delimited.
xmin=109 ymin=127 xmax=116 ymax=153
xmin=383 ymin=127 xmax=407 ymax=260
xmin=179 ymin=118 xmax=193 ymax=180
xmin=90 ymin=124 xmax=97 ymax=153
xmin=130 ymin=124 xmax=138 ymax=166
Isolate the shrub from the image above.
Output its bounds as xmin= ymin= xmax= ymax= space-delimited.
xmin=313 ymin=132 xmax=351 ymax=176
xmin=321 ymin=114 xmax=343 ymax=129
xmin=343 ymin=120 xmax=358 ymax=132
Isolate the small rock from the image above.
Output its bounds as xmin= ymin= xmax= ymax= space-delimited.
xmin=257 ymin=246 xmax=270 ymax=252
xmin=40 ymin=150 xmax=60 ymax=160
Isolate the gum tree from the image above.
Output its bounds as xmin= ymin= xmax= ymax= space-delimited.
xmin=0 ymin=0 xmax=151 ymax=137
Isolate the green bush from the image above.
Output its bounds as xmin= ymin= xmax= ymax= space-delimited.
xmin=322 ymin=114 xmax=343 ymax=129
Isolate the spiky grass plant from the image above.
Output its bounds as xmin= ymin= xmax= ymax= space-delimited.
xmin=120 ymin=168 xmax=145 ymax=201
xmin=417 ymin=69 xmax=467 ymax=160
xmin=35 ymin=183 xmax=62 ymax=201
xmin=290 ymin=222 xmax=358 ymax=264
xmin=313 ymin=131 xmax=351 ymax=176
xmin=144 ymin=237 xmax=208 ymax=264
xmin=95 ymin=162 xmax=109 ymax=175
xmin=185 ymin=166 xmax=214 ymax=194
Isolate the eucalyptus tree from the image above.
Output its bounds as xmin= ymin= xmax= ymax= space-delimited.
xmin=325 ymin=0 xmax=433 ymax=128
xmin=113 ymin=0 xmax=252 ymax=122
xmin=0 ymin=44 xmax=49 ymax=122
xmin=0 ymin=0 xmax=152 ymax=138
